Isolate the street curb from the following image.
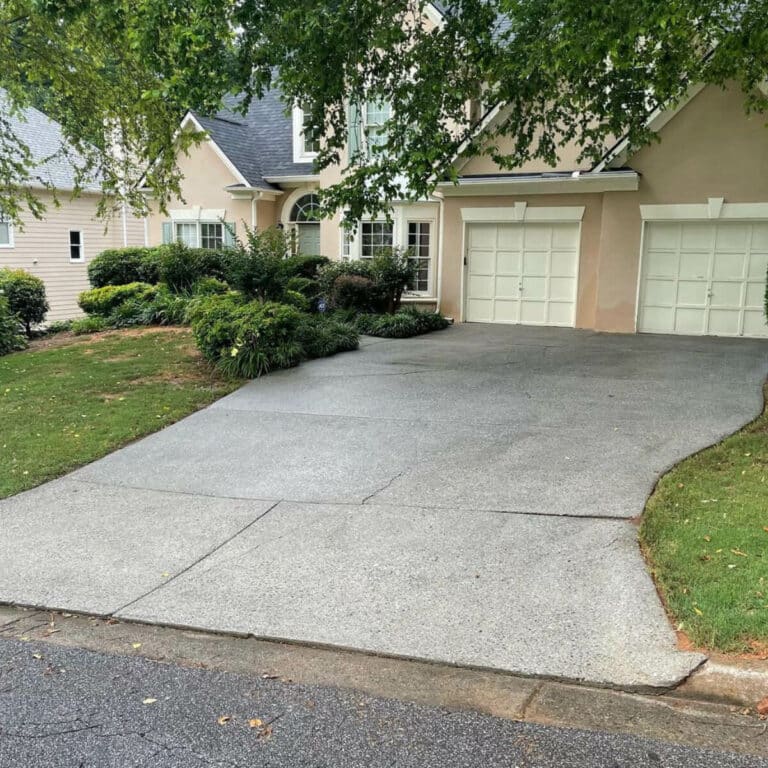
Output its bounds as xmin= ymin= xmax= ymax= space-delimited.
xmin=676 ymin=657 xmax=768 ymax=708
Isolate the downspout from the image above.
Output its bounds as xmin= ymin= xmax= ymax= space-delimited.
xmin=251 ymin=193 xmax=259 ymax=230
xmin=121 ymin=203 xmax=128 ymax=247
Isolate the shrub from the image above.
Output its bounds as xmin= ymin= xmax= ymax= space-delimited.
xmin=355 ymin=308 xmax=450 ymax=338
xmin=281 ymin=254 xmax=330 ymax=280
xmin=369 ymin=248 xmax=416 ymax=313
xmin=330 ymin=274 xmax=378 ymax=311
xmin=87 ymin=247 xmax=162 ymax=288
xmin=298 ymin=315 xmax=359 ymax=359
xmin=223 ymin=227 xmax=289 ymax=301
xmin=150 ymin=288 xmax=192 ymax=326
xmin=192 ymin=276 xmax=229 ymax=296
xmin=190 ymin=294 xmax=304 ymax=378
xmin=158 ymin=243 xmax=229 ymax=293
xmin=45 ymin=319 xmax=73 ymax=334
xmin=70 ymin=316 xmax=108 ymax=335
xmin=78 ymin=282 xmax=157 ymax=317
xmin=282 ymin=289 xmax=311 ymax=312
xmin=0 ymin=297 xmax=26 ymax=355
xmin=318 ymin=259 xmax=374 ymax=302
xmin=0 ymin=268 xmax=49 ymax=335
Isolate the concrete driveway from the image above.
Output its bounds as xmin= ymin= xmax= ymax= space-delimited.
xmin=2 ymin=325 xmax=766 ymax=690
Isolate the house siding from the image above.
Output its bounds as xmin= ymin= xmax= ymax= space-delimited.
xmin=0 ymin=192 xmax=145 ymax=321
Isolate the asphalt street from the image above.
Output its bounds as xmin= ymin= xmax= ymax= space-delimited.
xmin=0 ymin=637 xmax=764 ymax=768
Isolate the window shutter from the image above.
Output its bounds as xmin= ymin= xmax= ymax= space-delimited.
xmin=348 ymin=102 xmax=362 ymax=158
xmin=161 ymin=222 xmax=172 ymax=244
xmin=223 ymin=221 xmax=236 ymax=247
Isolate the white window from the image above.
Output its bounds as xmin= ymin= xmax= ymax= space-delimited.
xmin=0 ymin=213 xmax=13 ymax=248
xmin=69 ymin=230 xmax=83 ymax=262
xmin=407 ymin=221 xmax=431 ymax=293
xmin=200 ymin=222 xmax=224 ymax=250
xmin=359 ymin=221 xmax=394 ymax=258
xmin=174 ymin=222 xmax=198 ymax=247
xmin=293 ymin=104 xmax=320 ymax=162
xmin=363 ymin=101 xmax=391 ymax=157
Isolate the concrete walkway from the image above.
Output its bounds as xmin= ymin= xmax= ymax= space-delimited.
xmin=1 ymin=325 xmax=766 ymax=689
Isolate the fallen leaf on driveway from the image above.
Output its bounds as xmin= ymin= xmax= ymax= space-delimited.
xmin=131 ymin=643 xmax=142 ymax=649
xmin=142 ymin=698 xmax=157 ymax=705
xmin=248 ymin=718 xmax=263 ymax=728
xmin=217 ymin=715 xmax=232 ymax=725
xmin=757 ymin=697 xmax=768 ymax=718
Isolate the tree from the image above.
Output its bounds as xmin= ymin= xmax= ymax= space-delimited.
xmin=1 ymin=1 xmax=766 ymax=223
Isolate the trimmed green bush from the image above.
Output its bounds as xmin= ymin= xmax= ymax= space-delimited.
xmin=158 ymin=242 xmax=230 ymax=293
xmin=281 ymin=254 xmax=330 ymax=280
xmin=0 ymin=268 xmax=49 ymax=335
xmin=87 ymin=247 xmax=163 ymax=288
xmin=192 ymin=277 xmax=229 ymax=296
xmin=78 ymin=282 xmax=157 ymax=317
xmin=369 ymin=248 xmax=415 ymax=313
xmin=282 ymin=289 xmax=311 ymax=312
xmin=0 ymin=297 xmax=27 ymax=354
xmin=330 ymin=274 xmax=378 ymax=311
xmin=190 ymin=294 xmax=304 ymax=378
xmin=223 ymin=228 xmax=290 ymax=301
xmin=46 ymin=319 xmax=73 ymax=334
xmin=355 ymin=308 xmax=450 ymax=338
xmin=71 ymin=316 xmax=109 ymax=335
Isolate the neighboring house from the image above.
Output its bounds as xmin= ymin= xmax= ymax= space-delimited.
xmin=0 ymin=99 xmax=145 ymax=321
xmin=148 ymin=42 xmax=768 ymax=338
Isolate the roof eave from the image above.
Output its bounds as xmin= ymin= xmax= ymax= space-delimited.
xmin=436 ymin=170 xmax=639 ymax=196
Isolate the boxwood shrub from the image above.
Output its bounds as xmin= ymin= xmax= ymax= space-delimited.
xmin=78 ymin=282 xmax=157 ymax=317
xmin=0 ymin=268 xmax=49 ymax=335
xmin=87 ymin=247 xmax=163 ymax=288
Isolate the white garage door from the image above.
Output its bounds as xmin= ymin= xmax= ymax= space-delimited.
xmin=465 ymin=222 xmax=580 ymax=326
xmin=638 ymin=221 xmax=768 ymax=337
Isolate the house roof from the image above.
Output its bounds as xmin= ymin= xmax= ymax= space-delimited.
xmin=0 ymin=92 xmax=99 ymax=191
xmin=191 ymin=89 xmax=316 ymax=191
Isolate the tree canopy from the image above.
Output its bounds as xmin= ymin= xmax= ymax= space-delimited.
xmin=1 ymin=0 xmax=766 ymax=222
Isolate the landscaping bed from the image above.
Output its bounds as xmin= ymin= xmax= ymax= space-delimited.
xmin=640 ymin=383 xmax=768 ymax=655
xmin=0 ymin=328 xmax=241 ymax=499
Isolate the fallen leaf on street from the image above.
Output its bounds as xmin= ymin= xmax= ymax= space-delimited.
xmin=248 ymin=718 xmax=263 ymax=728
xmin=131 ymin=643 xmax=142 ymax=649
xmin=142 ymin=698 xmax=157 ymax=705
xmin=217 ymin=715 xmax=232 ymax=725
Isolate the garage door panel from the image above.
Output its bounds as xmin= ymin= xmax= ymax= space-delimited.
xmin=639 ymin=220 xmax=768 ymax=337
xmin=468 ymin=225 xmax=496 ymax=248
xmin=496 ymin=250 xmax=521 ymax=274
xmin=676 ymin=280 xmax=708 ymax=305
xmin=465 ymin=221 xmax=579 ymax=328
xmin=747 ymin=251 xmax=768 ymax=278
xmin=645 ymin=250 xmax=679 ymax=278
xmin=710 ymin=281 xmax=743 ymax=307
xmin=715 ymin=224 xmax=749 ymax=252
xmin=469 ymin=249 xmax=495 ymax=274
xmin=712 ymin=251 xmax=746 ymax=280
xmin=745 ymin=282 xmax=764 ymax=308
xmin=551 ymin=250 xmax=578 ymax=276
xmin=495 ymin=275 xmax=520 ymax=298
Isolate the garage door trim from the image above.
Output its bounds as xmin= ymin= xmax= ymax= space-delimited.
xmin=460 ymin=205 xmax=586 ymax=325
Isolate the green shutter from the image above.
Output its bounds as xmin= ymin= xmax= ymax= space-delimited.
xmin=348 ymin=102 xmax=362 ymax=159
xmin=161 ymin=221 xmax=172 ymax=244
xmin=223 ymin=221 xmax=236 ymax=247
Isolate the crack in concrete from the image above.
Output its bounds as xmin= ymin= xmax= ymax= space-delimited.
xmin=361 ymin=471 xmax=406 ymax=504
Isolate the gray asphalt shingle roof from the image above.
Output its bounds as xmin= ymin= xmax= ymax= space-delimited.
xmin=0 ymin=92 xmax=99 ymax=191
xmin=192 ymin=89 xmax=316 ymax=191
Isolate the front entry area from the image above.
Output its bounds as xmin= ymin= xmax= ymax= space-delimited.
xmin=638 ymin=220 xmax=768 ymax=337
xmin=464 ymin=221 xmax=580 ymax=326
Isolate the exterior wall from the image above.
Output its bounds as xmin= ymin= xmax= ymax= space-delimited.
xmin=0 ymin=192 xmax=145 ymax=321
xmin=146 ymin=138 xmax=263 ymax=246
xmin=440 ymin=83 xmax=768 ymax=332
xmin=594 ymin=83 xmax=768 ymax=332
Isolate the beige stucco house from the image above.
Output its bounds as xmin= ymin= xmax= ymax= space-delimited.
xmin=0 ymin=100 xmax=145 ymax=321
xmin=148 ymin=49 xmax=768 ymax=339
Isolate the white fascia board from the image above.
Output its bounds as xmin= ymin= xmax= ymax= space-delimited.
xmin=452 ymin=102 xmax=507 ymax=172
xmin=641 ymin=200 xmax=768 ymax=221
xmin=180 ymin=112 xmax=252 ymax=188
xmin=460 ymin=205 xmax=585 ymax=223
xmin=437 ymin=170 xmax=639 ymax=197
xmin=263 ymin=174 xmax=320 ymax=185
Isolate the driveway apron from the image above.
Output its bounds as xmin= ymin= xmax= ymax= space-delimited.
xmin=2 ymin=325 xmax=766 ymax=689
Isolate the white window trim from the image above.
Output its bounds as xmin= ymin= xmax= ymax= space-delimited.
xmin=640 ymin=200 xmax=768 ymax=221
xmin=170 ymin=207 xmax=226 ymax=222
xmin=69 ymin=229 xmax=84 ymax=262
xmin=0 ymin=217 xmax=14 ymax=249
xmin=460 ymin=205 xmax=586 ymax=223
xmin=361 ymin=101 xmax=392 ymax=160
xmin=292 ymin=106 xmax=319 ymax=164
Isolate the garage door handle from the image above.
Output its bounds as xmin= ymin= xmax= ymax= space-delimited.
xmin=518 ymin=281 xmax=523 ymax=292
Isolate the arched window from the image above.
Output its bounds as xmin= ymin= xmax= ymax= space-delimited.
xmin=290 ymin=194 xmax=321 ymax=223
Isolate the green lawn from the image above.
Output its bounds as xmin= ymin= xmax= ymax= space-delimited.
xmin=640 ymin=384 xmax=768 ymax=654
xmin=0 ymin=328 xmax=241 ymax=499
